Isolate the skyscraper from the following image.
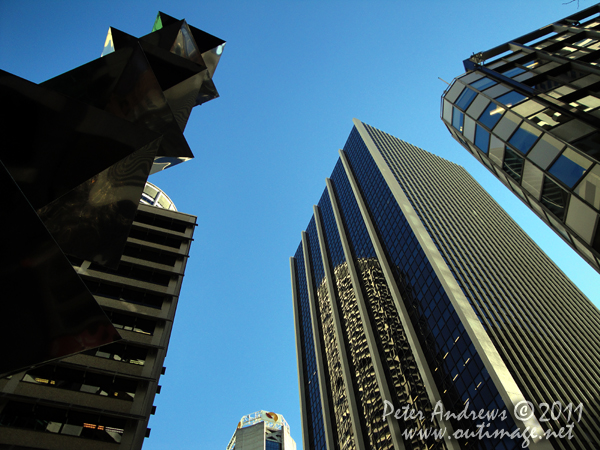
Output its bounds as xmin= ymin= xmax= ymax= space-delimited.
xmin=226 ymin=411 xmax=297 ymax=450
xmin=290 ymin=119 xmax=600 ymax=450
xmin=0 ymin=184 xmax=196 ymax=449
xmin=441 ymin=4 xmax=600 ymax=273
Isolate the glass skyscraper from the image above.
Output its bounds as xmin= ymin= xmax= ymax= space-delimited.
xmin=441 ymin=4 xmax=600 ymax=273
xmin=290 ymin=120 xmax=600 ymax=450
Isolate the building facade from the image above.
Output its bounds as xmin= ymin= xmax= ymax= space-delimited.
xmin=0 ymin=186 xmax=196 ymax=449
xmin=0 ymin=11 xmax=223 ymax=450
xmin=226 ymin=411 xmax=297 ymax=450
xmin=290 ymin=120 xmax=600 ymax=450
xmin=441 ymin=4 xmax=600 ymax=273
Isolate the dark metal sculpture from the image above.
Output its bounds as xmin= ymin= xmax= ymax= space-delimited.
xmin=0 ymin=12 xmax=224 ymax=377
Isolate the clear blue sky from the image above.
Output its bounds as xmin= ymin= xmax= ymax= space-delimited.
xmin=1 ymin=1 xmax=598 ymax=449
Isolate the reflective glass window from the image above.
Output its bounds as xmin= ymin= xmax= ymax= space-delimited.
xmin=574 ymin=165 xmax=600 ymax=209
xmin=442 ymin=100 xmax=453 ymax=122
xmin=445 ymin=81 xmax=465 ymax=103
xmin=482 ymin=84 xmax=511 ymax=99
xmin=474 ymin=125 xmax=490 ymax=153
xmin=541 ymin=176 xmax=569 ymax=220
xmin=547 ymin=85 xmax=576 ymax=99
xmin=493 ymin=111 xmax=521 ymax=140
xmin=573 ymin=131 xmax=600 ymax=160
xmin=478 ymin=102 xmax=504 ymax=129
xmin=509 ymin=123 xmax=541 ymax=154
xmin=459 ymin=71 xmax=485 ymax=84
xmin=471 ymin=77 xmax=496 ymax=90
xmin=528 ymin=135 xmax=565 ymax=170
xmin=496 ymin=91 xmax=527 ymax=107
xmin=522 ymin=160 xmax=544 ymax=199
xmin=455 ymin=87 xmax=477 ymax=110
xmin=502 ymin=67 xmax=526 ymax=78
xmin=548 ymin=148 xmax=592 ymax=188
xmin=570 ymin=95 xmax=600 ymax=112
xmin=528 ymin=108 xmax=569 ymax=130
xmin=566 ymin=196 xmax=598 ymax=244
xmin=489 ymin=135 xmax=505 ymax=166
xmin=452 ymin=107 xmax=464 ymax=133
xmin=464 ymin=116 xmax=476 ymax=142
xmin=511 ymin=100 xmax=545 ymax=118
xmin=466 ymin=95 xmax=490 ymax=120
xmin=503 ymin=146 xmax=525 ymax=182
xmin=552 ymin=119 xmax=596 ymax=142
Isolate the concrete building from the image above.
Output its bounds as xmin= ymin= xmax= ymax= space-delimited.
xmin=0 ymin=185 xmax=196 ymax=449
xmin=441 ymin=4 xmax=600 ymax=273
xmin=226 ymin=411 xmax=297 ymax=450
xmin=290 ymin=119 xmax=600 ymax=450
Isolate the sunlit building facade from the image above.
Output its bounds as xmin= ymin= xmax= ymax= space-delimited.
xmin=441 ymin=4 xmax=600 ymax=273
xmin=290 ymin=120 xmax=600 ymax=450
xmin=226 ymin=411 xmax=297 ymax=450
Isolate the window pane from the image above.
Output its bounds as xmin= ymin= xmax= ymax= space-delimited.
xmin=471 ymin=77 xmax=496 ymax=90
xmin=574 ymin=164 xmax=600 ymax=209
xmin=528 ymin=108 xmax=569 ymax=130
xmin=509 ymin=123 xmax=541 ymax=154
xmin=455 ymin=87 xmax=478 ymax=110
xmin=548 ymin=148 xmax=592 ymax=187
xmin=452 ymin=107 xmax=464 ymax=133
xmin=541 ymin=177 xmax=569 ymax=220
xmin=528 ymin=135 xmax=565 ymax=170
xmin=502 ymin=67 xmax=526 ymax=78
xmin=478 ymin=102 xmax=504 ymax=129
xmin=503 ymin=146 xmax=525 ymax=182
xmin=475 ymin=125 xmax=490 ymax=153
xmin=496 ymin=91 xmax=527 ymax=107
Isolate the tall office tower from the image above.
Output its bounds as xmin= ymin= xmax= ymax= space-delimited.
xmin=226 ymin=411 xmax=297 ymax=450
xmin=441 ymin=4 xmax=600 ymax=273
xmin=0 ymin=184 xmax=196 ymax=449
xmin=290 ymin=119 xmax=600 ymax=450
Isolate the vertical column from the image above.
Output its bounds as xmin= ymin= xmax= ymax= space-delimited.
xmin=290 ymin=257 xmax=311 ymax=450
xmin=325 ymin=178 xmax=405 ymax=450
xmin=302 ymin=232 xmax=336 ymax=450
xmin=313 ymin=204 xmax=366 ymax=450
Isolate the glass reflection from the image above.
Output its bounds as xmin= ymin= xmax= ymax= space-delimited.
xmin=478 ymin=102 xmax=505 ymax=129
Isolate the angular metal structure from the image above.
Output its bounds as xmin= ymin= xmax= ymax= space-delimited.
xmin=0 ymin=12 xmax=224 ymax=379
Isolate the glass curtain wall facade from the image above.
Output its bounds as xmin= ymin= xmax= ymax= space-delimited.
xmin=0 ymin=197 xmax=196 ymax=450
xmin=290 ymin=120 xmax=600 ymax=450
xmin=441 ymin=4 xmax=600 ymax=273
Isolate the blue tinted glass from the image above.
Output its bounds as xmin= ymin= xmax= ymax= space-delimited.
xmin=471 ymin=77 xmax=496 ymax=90
xmin=509 ymin=126 xmax=539 ymax=154
xmin=496 ymin=91 xmax=527 ymax=107
xmin=455 ymin=87 xmax=477 ymax=110
xmin=478 ymin=103 xmax=503 ymax=129
xmin=502 ymin=67 xmax=526 ymax=78
xmin=266 ymin=441 xmax=281 ymax=450
xmin=548 ymin=154 xmax=588 ymax=187
xmin=452 ymin=108 xmax=464 ymax=133
xmin=475 ymin=125 xmax=490 ymax=153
